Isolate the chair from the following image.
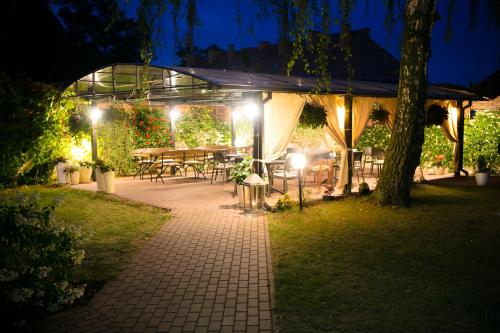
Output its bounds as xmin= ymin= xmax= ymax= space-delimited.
xmin=269 ymin=155 xmax=300 ymax=194
xmin=305 ymin=159 xmax=330 ymax=190
xmin=363 ymin=147 xmax=385 ymax=176
xmin=183 ymin=150 xmax=207 ymax=178
xmin=211 ymin=151 xmax=233 ymax=184
xmin=372 ymin=149 xmax=385 ymax=177
xmin=353 ymin=151 xmax=364 ymax=183
xmin=131 ymin=149 xmax=154 ymax=180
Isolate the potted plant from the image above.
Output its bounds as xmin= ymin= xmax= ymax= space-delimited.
xmin=54 ymin=157 xmax=69 ymax=184
xmin=475 ymin=155 xmax=490 ymax=186
xmin=66 ymin=165 xmax=81 ymax=185
xmin=229 ymin=156 xmax=253 ymax=206
xmin=370 ymin=103 xmax=390 ymax=124
xmin=79 ymin=161 xmax=94 ymax=183
xmin=433 ymin=154 xmax=446 ymax=175
xmin=323 ymin=184 xmax=335 ymax=201
xmin=358 ymin=182 xmax=370 ymax=195
xmin=98 ymin=161 xmax=116 ymax=194
xmin=94 ymin=159 xmax=106 ymax=192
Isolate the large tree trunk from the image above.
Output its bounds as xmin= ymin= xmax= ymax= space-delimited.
xmin=375 ymin=0 xmax=436 ymax=206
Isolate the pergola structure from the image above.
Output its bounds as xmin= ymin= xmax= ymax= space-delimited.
xmin=68 ymin=63 xmax=479 ymax=189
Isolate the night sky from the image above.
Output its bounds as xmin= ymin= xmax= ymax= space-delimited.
xmin=124 ymin=0 xmax=499 ymax=87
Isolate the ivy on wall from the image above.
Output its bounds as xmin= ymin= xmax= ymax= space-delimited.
xmin=357 ymin=110 xmax=500 ymax=173
xmin=464 ymin=110 xmax=500 ymax=173
xmin=356 ymin=123 xmax=391 ymax=151
xmin=175 ymin=106 xmax=231 ymax=148
xmin=130 ymin=103 xmax=171 ymax=148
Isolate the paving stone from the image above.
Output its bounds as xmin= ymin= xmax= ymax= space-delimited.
xmin=37 ymin=178 xmax=273 ymax=332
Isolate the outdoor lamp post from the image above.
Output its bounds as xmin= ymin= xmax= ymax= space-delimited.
xmin=241 ymin=173 xmax=267 ymax=212
xmin=291 ymin=153 xmax=307 ymax=210
xmin=90 ymin=107 xmax=102 ymax=162
xmin=170 ymin=108 xmax=180 ymax=148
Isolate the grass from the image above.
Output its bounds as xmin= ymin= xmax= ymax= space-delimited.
xmin=269 ymin=182 xmax=500 ymax=333
xmin=0 ymin=185 xmax=169 ymax=301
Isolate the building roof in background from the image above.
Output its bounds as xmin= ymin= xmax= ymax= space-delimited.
xmin=191 ymin=29 xmax=401 ymax=83
xmin=473 ymin=68 xmax=500 ymax=99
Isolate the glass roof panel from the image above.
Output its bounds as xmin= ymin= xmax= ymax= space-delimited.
xmin=68 ymin=64 xmax=477 ymax=102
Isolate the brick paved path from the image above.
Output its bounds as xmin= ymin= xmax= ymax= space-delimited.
xmin=41 ymin=178 xmax=274 ymax=332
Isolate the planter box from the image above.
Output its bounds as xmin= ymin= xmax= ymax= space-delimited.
xmin=104 ymin=171 xmax=115 ymax=194
xmin=79 ymin=167 xmax=92 ymax=183
xmin=55 ymin=162 xmax=69 ymax=184
xmin=236 ymin=184 xmax=245 ymax=207
xmin=476 ymin=172 xmax=489 ymax=186
xmin=69 ymin=171 xmax=80 ymax=185
xmin=95 ymin=169 xmax=105 ymax=192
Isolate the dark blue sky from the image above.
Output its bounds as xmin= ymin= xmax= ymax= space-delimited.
xmin=124 ymin=1 xmax=499 ymax=86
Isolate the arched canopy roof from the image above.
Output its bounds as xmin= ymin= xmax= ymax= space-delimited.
xmin=67 ymin=63 xmax=478 ymax=104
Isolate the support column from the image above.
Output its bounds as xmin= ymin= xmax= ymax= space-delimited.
xmin=252 ymin=93 xmax=264 ymax=176
xmin=345 ymin=95 xmax=353 ymax=193
xmin=454 ymin=100 xmax=468 ymax=176
xmin=91 ymin=124 xmax=98 ymax=162
xmin=231 ymin=106 xmax=236 ymax=147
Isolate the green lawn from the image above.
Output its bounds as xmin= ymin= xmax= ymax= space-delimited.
xmin=269 ymin=182 xmax=500 ymax=333
xmin=0 ymin=186 xmax=169 ymax=301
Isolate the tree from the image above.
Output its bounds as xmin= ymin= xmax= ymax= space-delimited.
xmin=135 ymin=0 xmax=498 ymax=206
xmin=54 ymin=0 xmax=142 ymax=83
xmin=374 ymin=0 xmax=437 ymax=206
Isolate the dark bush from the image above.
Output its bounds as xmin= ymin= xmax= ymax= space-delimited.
xmin=0 ymin=193 xmax=85 ymax=329
xmin=426 ymin=104 xmax=448 ymax=127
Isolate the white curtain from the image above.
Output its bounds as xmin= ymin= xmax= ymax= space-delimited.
xmin=306 ymin=95 xmax=374 ymax=190
xmin=307 ymin=95 xmax=349 ymax=189
xmin=263 ymin=93 xmax=306 ymax=161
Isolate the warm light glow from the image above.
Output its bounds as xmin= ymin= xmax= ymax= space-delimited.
xmin=70 ymin=138 xmax=92 ymax=161
xmin=449 ymin=105 xmax=458 ymax=123
xmin=170 ymin=108 xmax=180 ymax=122
xmin=235 ymin=137 xmax=246 ymax=147
xmin=290 ymin=153 xmax=307 ymax=169
xmin=232 ymin=110 xmax=240 ymax=121
xmin=244 ymin=102 xmax=258 ymax=119
xmin=337 ymin=106 xmax=345 ymax=131
xmin=90 ymin=107 xmax=102 ymax=123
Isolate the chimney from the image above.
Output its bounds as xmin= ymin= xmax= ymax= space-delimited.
xmin=207 ymin=47 xmax=222 ymax=64
xmin=258 ymin=41 xmax=270 ymax=51
xmin=228 ymin=44 xmax=235 ymax=62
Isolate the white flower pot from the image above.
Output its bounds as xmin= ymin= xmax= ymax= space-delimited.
xmin=95 ymin=169 xmax=105 ymax=192
xmin=55 ymin=162 xmax=69 ymax=184
xmin=475 ymin=172 xmax=489 ymax=186
xmin=70 ymin=171 xmax=80 ymax=185
xmin=237 ymin=184 xmax=245 ymax=207
xmin=104 ymin=171 xmax=115 ymax=194
xmin=79 ymin=167 xmax=92 ymax=183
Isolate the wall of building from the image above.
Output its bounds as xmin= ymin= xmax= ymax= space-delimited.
xmin=472 ymin=96 xmax=500 ymax=111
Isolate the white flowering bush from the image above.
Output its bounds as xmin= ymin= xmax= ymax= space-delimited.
xmin=0 ymin=192 xmax=85 ymax=328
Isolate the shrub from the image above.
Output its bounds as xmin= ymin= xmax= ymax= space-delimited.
xmin=464 ymin=110 xmax=500 ymax=174
xmin=276 ymin=193 xmax=295 ymax=211
xmin=358 ymin=182 xmax=370 ymax=195
xmin=0 ymin=193 xmax=85 ymax=328
xmin=130 ymin=102 xmax=172 ymax=148
xmin=0 ymin=74 xmax=74 ymax=185
xmin=176 ymin=106 xmax=231 ymax=148
xmin=356 ymin=123 xmax=392 ymax=150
